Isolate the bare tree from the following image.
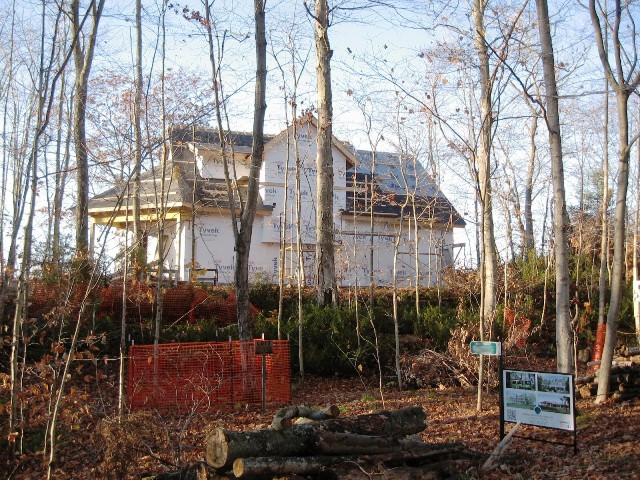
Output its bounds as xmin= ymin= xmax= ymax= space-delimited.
xmin=310 ymin=0 xmax=338 ymax=306
xmin=235 ymin=0 xmax=268 ymax=340
xmin=132 ymin=0 xmax=145 ymax=278
xmin=201 ymin=0 xmax=267 ymax=341
xmin=589 ymin=0 xmax=640 ymax=402
xmin=472 ymin=0 xmax=499 ymax=410
xmin=9 ymin=0 xmax=72 ymax=434
xmin=71 ymin=0 xmax=105 ymax=268
xmin=535 ymin=0 xmax=574 ymax=373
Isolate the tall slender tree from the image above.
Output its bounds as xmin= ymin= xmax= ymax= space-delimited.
xmin=535 ymin=0 xmax=574 ymax=373
xmin=589 ymin=0 xmax=640 ymax=402
xmin=310 ymin=0 xmax=338 ymax=306
xmin=471 ymin=0 xmax=499 ymax=410
xmin=233 ymin=0 xmax=268 ymax=340
xmin=201 ymin=0 xmax=267 ymax=341
xmin=132 ymin=0 xmax=145 ymax=278
xmin=71 ymin=0 xmax=105 ymax=268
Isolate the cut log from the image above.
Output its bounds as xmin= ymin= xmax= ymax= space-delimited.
xmin=575 ymin=373 xmax=596 ymax=386
xmin=271 ymin=405 xmax=340 ymax=430
xmin=207 ymin=424 xmax=316 ymax=470
xmin=233 ymin=445 xmax=479 ymax=479
xmin=594 ymin=374 xmax=632 ymax=386
xmin=358 ymin=443 xmax=479 ymax=466
xmin=233 ymin=455 xmax=354 ymax=477
xmin=317 ymin=406 xmax=427 ymax=436
xmin=206 ymin=406 xmax=427 ymax=469
xmin=314 ymin=431 xmax=424 ymax=455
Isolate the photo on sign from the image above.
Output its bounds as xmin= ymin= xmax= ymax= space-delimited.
xmin=505 ymin=371 xmax=536 ymax=390
xmin=537 ymin=373 xmax=570 ymax=394
xmin=505 ymin=391 xmax=536 ymax=410
xmin=537 ymin=393 xmax=571 ymax=414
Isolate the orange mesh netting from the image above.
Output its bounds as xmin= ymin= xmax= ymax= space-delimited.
xmin=29 ymin=279 xmax=98 ymax=321
xmin=152 ymin=285 xmax=257 ymax=326
xmin=127 ymin=340 xmax=291 ymax=412
xmin=93 ymin=283 xmax=259 ymax=326
xmin=98 ymin=281 xmax=155 ymax=323
xmin=590 ymin=323 xmax=607 ymax=371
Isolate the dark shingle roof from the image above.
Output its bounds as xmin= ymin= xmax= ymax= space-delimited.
xmin=89 ymin=127 xmax=464 ymax=227
xmin=170 ymin=126 xmax=275 ymax=149
xmin=344 ymin=150 xmax=465 ymax=227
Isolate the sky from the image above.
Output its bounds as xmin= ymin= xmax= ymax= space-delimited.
xmin=3 ymin=0 xmax=637 ymax=270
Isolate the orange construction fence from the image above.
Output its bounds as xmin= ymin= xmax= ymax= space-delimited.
xmin=127 ymin=340 xmax=291 ymax=412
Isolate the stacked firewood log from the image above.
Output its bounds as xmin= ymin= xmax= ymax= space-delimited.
xmin=146 ymin=406 xmax=482 ymax=479
xmin=576 ymin=346 xmax=640 ymax=401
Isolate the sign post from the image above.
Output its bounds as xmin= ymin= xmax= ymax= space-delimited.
xmin=470 ymin=341 xmax=502 ymax=420
xmin=255 ymin=338 xmax=273 ymax=414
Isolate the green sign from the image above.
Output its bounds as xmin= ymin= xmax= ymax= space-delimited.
xmin=470 ymin=341 xmax=501 ymax=356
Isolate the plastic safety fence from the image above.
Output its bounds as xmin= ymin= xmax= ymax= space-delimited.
xmin=127 ymin=340 xmax=291 ymax=412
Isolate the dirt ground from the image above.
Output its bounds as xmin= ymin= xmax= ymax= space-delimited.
xmin=4 ymin=362 xmax=640 ymax=479
xmin=287 ymin=376 xmax=640 ymax=480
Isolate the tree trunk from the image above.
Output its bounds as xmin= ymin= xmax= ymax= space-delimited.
xmin=535 ymin=0 xmax=574 ymax=373
xmin=233 ymin=0 xmax=267 ymax=341
xmin=313 ymin=432 xmax=426 ymax=456
xmin=635 ymin=138 xmax=640 ymax=345
xmin=233 ymin=455 xmax=352 ymax=478
xmin=472 ymin=0 xmax=499 ymax=411
xmin=597 ymin=62 xmax=610 ymax=345
xmin=153 ymin=5 xmax=169 ymax=406
xmin=132 ymin=0 xmax=145 ymax=279
xmin=524 ymin=114 xmax=537 ymax=255
xmin=294 ymin=117 xmax=305 ymax=378
xmin=313 ymin=0 xmax=337 ymax=306
xmin=597 ymin=90 xmax=632 ymax=401
xmin=71 ymin=0 xmax=105 ymax=268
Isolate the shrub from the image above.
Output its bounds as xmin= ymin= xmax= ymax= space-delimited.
xmin=413 ymin=305 xmax=458 ymax=350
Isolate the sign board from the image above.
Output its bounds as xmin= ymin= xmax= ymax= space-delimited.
xmin=254 ymin=340 xmax=273 ymax=355
xmin=502 ymin=369 xmax=575 ymax=432
xmin=470 ymin=341 xmax=501 ymax=356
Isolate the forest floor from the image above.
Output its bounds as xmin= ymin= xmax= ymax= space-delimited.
xmin=3 ymin=358 xmax=640 ymax=479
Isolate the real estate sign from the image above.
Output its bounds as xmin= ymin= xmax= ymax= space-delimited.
xmin=502 ymin=369 xmax=575 ymax=431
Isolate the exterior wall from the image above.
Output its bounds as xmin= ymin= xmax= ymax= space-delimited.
xmin=260 ymin=125 xmax=346 ymax=245
xmin=197 ymin=151 xmax=251 ymax=179
xmin=172 ymin=213 xmax=455 ymax=288
xmin=335 ymin=217 xmax=455 ymax=287
xmin=187 ymin=214 xmax=280 ymax=284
